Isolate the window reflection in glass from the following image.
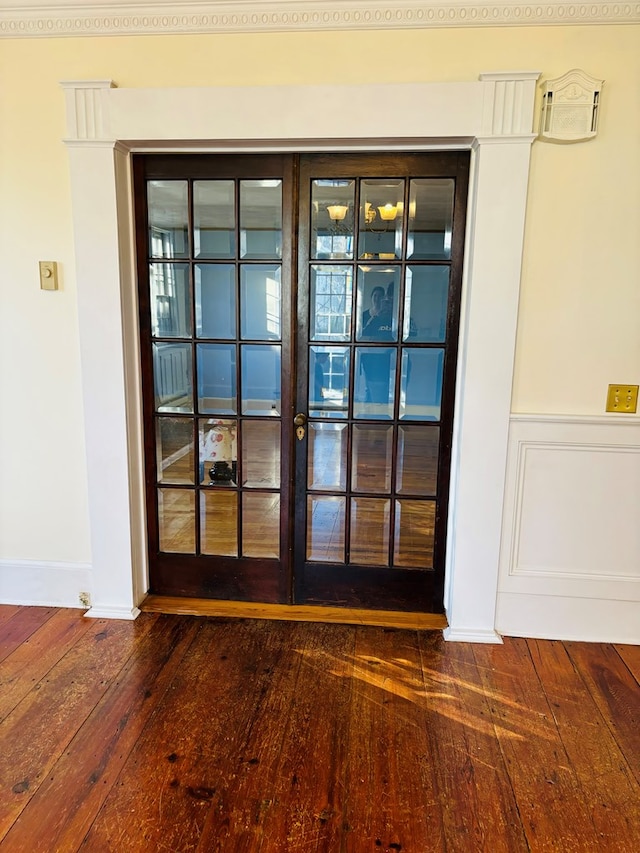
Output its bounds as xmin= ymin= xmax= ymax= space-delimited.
xmin=404 ymin=266 xmax=449 ymax=343
xmin=309 ymin=346 xmax=349 ymax=418
xmin=399 ymin=349 xmax=444 ymax=421
xmin=241 ymin=344 xmax=281 ymax=416
xmin=240 ymin=180 xmax=282 ymax=259
xmin=150 ymin=263 xmax=191 ymax=338
xmin=355 ymin=265 xmax=400 ymax=342
xmin=240 ymin=265 xmax=281 ymax=340
xmin=354 ymin=347 xmax=396 ymax=420
xmin=194 ymin=180 xmax=235 ymax=259
xmin=156 ymin=417 xmax=194 ymax=485
xmin=407 ymin=179 xmax=454 ymax=260
xmin=311 ymin=179 xmax=355 ymax=260
xmin=199 ymin=418 xmax=237 ymax=486
xmin=359 ymin=179 xmax=404 ymax=260
xmin=195 ymin=264 xmax=236 ymax=339
xmin=148 ymin=180 xmax=189 ymax=259
xmin=153 ymin=342 xmax=193 ymax=413
xmin=310 ymin=265 xmax=353 ymax=341
xmin=196 ymin=344 xmax=236 ymax=415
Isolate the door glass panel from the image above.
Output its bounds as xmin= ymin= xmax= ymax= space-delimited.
xmin=194 ymin=180 xmax=235 ymax=259
xmin=311 ymin=180 xmax=355 ymax=260
xmin=242 ymin=493 xmax=280 ymax=557
xmin=407 ymin=179 xmax=454 ymax=260
xmin=351 ymin=425 xmax=393 ymax=494
xmin=356 ymin=265 xmax=399 ymax=342
xmin=149 ymin=263 xmax=191 ymax=338
xmin=309 ymin=346 xmax=349 ymax=418
xmin=197 ymin=344 xmax=236 ymax=414
xmin=153 ymin=342 xmax=193 ymax=413
xmin=397 ymin=425 xmax=439 ymax=496
xmin=308 ymin=423 xmax=347 ymax=491
xmin=354 ymin=347 xmax=396 ymax=419
xmin=195 ymin=264 xmax=236 ymax=339
xmin=156 ymin=418 xmax=194 ymax=485
xmin=240 ymin=265 xmax=281 ymax=340
xmin=241 ymin=344 xmax=281 ymax=416
xmin=404 ymin=266 xmax=449 ymax=343
xmin=399 ymin=348 xmax=443 ymax=421
xmin=148 ymin=180 xmax=189 ymax=259
xmin=242 ymin=421 xmax=280 ymax=488
xmin=240 ymin=180 xmax=282 ymax=259
xmin=158 ymin=488 xmax=195 ymax=553
xmin=310 ymin=265 xmax=353 ymax=342
xmin=394 ymin=499 xmax=435 ymax=569
xmin=199 ymin=418 xmax=237 ymax=486
xmin=350 ymin=497 xmax=390 ymax=566
xmin=200 ymin=491 xmax=238 ymax=556
xmin=359 ymin=179 xmax=404 ymax=260
xmin=306 ymin=496 xmax=346 ymax=563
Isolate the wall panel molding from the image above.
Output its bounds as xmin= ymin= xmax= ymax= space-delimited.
xmin=0 ymin=559 xmax=92 ymax=609
xmin=2 ymin=1 xmax=639 ymax=39
xmin=497 ymin=414 xmax=640 ymax=642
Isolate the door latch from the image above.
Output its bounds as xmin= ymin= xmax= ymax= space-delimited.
xmin=294 ymin=412 xmax=307 ymax=441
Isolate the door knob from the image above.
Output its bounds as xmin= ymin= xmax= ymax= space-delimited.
xmin=293 ymin=413 xmax=307 ymax=426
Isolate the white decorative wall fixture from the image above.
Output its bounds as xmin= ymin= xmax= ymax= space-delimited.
xmin=539 ymin=69 xmax=605 ymax=143
xmin=2 ymin=1 xmax=640 ymax=38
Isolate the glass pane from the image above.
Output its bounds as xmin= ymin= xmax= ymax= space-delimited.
xmin=240 ymin=265 xmax=281 ymax=340
xmin=307 ymin=423 xmax=347 ymax=491
xmin=156 ymin=418 xmax=194 ymax=485
xmin=240 ymin=180 xmax=282 ymax=259
xmin=394 ymin=499 xmax=435 ymax=569
xmin=311 ymin=179 xmax=355 ymax=260
xmin=148 ymin=180 xmax=189 ymax=259
xmin=352 ymin=425 xmax=393 ymax=494
xmin=397 ymin=425 xmax=439 ymax=496
xmin=350 ymin=497 xmax=390 ymax=566
xmin=309 ymin=346 xmax=349 ymax=418
xmin=196 ymin=344 xmax=236 ymax=415
xmin=354 ymin=347 xmax=396 ymax=420
xmin=356 ymin=265 xmax=400 ymax=342
xmin=149 ymin=264 xmax=191 ymax=338
xmin=241 ymin=345 xmax=281 ymax=416
xmin=310 ymin=265 xmax=353 ymax=342
xmin=242 ymin=493 xmax=280 ymax=558
xmin=158 ymin=488 xmax=195 ymax=553
xmin=199 ymin=418 xmax=237 ymax=486
xmin=200 ymin=491 xmax=237 ymax=557
xmin=195 ymin=265 xmax=236 ymax=339
xmin=153 ymin=342 xmax=193 ymax=413
xmin=407 ymin=179 xmax=454 ymax=260
xmin=194 ymin=180 xmax=235 ymax=259
xmin=359 ymin=179 xmax=404 ymax=260
xmin=400 ymin=349 xmax=444 ymax=421
xmin=404 ymin=266 xmax=449 ymax=343
xmin=242 ymin=421 xmax=280 ymax=488
xmin=306 ymin=496 xmax=346 ymax=563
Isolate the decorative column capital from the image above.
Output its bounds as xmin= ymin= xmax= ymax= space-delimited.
xmin=60 ymin=80 xmax=115 ymax=143
xmin=479 ymin=71 xmax=541 ymax=137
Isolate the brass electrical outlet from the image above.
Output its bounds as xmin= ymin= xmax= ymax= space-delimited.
xmin=39 ymin=261 xmax=59 ymax=291
xmin=606 ymin=384 xmax=639 ymax=414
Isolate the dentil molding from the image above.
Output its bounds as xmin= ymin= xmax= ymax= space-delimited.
xmin=1 ymin=0 xmax=639 ymax=38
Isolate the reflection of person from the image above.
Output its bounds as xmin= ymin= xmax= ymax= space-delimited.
xmin=313 ymin=351 xmax=329 ymax=405
xmin=361 ymin=285 xmax=393 ymax=340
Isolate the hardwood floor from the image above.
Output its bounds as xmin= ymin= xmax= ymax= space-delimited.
xmin=0 ymin=605 xmax=638 ymax=852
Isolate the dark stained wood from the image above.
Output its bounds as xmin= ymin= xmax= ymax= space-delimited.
xmin=0 ymin=605 xmax=639 ymax=852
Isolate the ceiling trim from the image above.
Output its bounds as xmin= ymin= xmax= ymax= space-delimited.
xmin=2 ymin=1 xmax=639 ymax=39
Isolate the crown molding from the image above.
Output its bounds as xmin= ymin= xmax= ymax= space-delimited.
xmin=1 ymin=0 xmax=639 ymax=38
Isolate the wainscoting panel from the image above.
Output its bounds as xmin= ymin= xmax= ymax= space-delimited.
xmin=496 ymin=415 xmax=640 ymax=643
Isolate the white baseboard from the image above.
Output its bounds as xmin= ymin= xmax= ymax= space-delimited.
xmin=496 ymin=592 xmax=640 ymax=644
xmin=86 ymin=605 xmax=141 ymax=620
xmin=443 ymin=626 xmax=503 ymax=644
xmin=0 ymin=558 xmax=92 ymax=609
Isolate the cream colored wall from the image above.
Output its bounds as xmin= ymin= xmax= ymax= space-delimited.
xmin=0 ymin=24 xmax=638 ymax=562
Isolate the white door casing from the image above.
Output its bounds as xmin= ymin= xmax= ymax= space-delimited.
xmin=62 ymin=73 xmax=539 ymax=639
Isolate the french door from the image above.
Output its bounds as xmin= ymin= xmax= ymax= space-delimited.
xmin=133 ymin=151 xmax=469 ymax=613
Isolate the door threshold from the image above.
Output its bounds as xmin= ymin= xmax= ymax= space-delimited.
xmin=141 ymin=595 xmax=447 ymax=631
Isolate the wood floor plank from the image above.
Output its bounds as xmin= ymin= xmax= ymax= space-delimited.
xmin=0 ymin=606 xmax=22 ymax=627
xmin=419 ymin=633 xmax=528 ymax=853
xmin=79 ymin=618 xmax=292 ymax=852
xmin=615 ymin=643 xmax=640 ymax=685
xmin=196 ymin=621 xmax=356 ymax=852
xmin=0 ymin=608 xmax=94 ymax=722
xmin=472 ymin=637 xmax=601 ymax=852
xmin=0 ymin=614 xmax=199 ymax=853
xmin=0 ymin=615 xmax=156 ymax=841
xmin=566 ymin=641 xmax=640 ymax=787
xmin=526 ymin=638 xmax=640 ymax=851
xmin=341 ymin=627 xmax=445 ymax=853
xmin=0 ymin=606 xmax=57 ymax=665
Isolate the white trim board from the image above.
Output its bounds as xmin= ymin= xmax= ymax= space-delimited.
xmin=2 ymin=1 xmax=639 ymax=39
xmin=0 ymin=559 xmax=92 ymax=609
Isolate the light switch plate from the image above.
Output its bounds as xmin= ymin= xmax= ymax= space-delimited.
xmin=39 ymin=261 xmax=58 ymax=290
xmin=606 ymin=384 xmax=639 ymax=413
